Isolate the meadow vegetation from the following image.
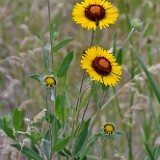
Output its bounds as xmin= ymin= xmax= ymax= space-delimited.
xmin=0 ymin=0 xmax=160 ymax=160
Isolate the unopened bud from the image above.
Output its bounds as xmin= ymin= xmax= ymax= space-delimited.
xmin=131 ymin=18 xmax=143 ymax=32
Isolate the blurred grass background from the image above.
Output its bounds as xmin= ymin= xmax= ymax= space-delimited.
xmin=0 ymin=0 xmax=160 ymax=159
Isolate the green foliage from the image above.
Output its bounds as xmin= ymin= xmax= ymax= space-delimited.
xmin=148 ymin=90 xmax=160 ymax=136
xmin=43 ymin=132 xmax=51 ymax=160
xmin=153 ymin=146 xmax=160 ymax=160
xmin=131 ymin=45 xmax=160 ymax=103
xmin=116 ymin=49 xmax=123 ymax=65
xmin=30 ymin=74 xmax=44 ymax=83
xmin=144 ymin=143 xmax=156 ymax=160
xmin=52 ymin=136 xmax=70 ymax=153
xmin=13 ymin=108 xmax=21 ymax=130
xmin=75 ymin=120 xmax=90 ymax=155
xmin=0 ymin=118 xmax=15 ymax=140
xmin=12 ymin=144 xmax=43 ymax=160
xmin=52 ymin=37 xmax=73 ymax=54
xmin=1 ymin=1 xmax=159 ymax=160
xmin=57 ymin=50 xmax=73 ymax=78
xmin=80 ymin=131 xmax=125 ymax=160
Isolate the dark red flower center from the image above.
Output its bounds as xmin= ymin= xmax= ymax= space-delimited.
xmin=85 ymin=5 xmax=106 ymax=23
xmin=92 ymin=57 xmax=112 ymax=76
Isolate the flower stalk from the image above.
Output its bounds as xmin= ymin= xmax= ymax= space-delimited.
xmin=47 ymin=0 xmax=54 ymax=71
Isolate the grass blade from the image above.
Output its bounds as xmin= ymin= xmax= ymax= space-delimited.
xmin=147 ymin=90 xmax=160 ymax=136
xmin=131 ymin=45 xmax=160 ymax=104
xmin=144 ymin=143 xmax=155 ymax=160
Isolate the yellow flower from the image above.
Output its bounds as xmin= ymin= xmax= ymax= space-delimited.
xmin=72 ymin=0 xmax=119 ymax=30
xmin=81 ymin=46 xmax=122 ymax=86
xmin=43 ymin=75 xmax=56 ymax=88
xmin=103 ymin=123 xmax=115 ymax=136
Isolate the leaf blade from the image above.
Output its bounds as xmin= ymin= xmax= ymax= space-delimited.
xmin=144 ymin=143 xmax=155 ymax=160
xmin=131 ymin=45 xmax=160 ymax=104
xmin=52 ymin=136 xmax=70 ymax=153
xmin=52 ymin=37 xmax=73 ymax=54
xmin=12 ymin=144 xmax=43 ymax=160
xmin=57 ymin=51 xmax=73 ymax=78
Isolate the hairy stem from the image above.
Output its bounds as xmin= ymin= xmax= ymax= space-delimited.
xmin=71 ymin=82 xmax=94 ymax=160
xmin=68 ymin=29 xmax=95 ymax=150
xmin=47 ymin=0 xmax=54 ymax=71
xmin=45 ymin=90 xmax=53 ymax=160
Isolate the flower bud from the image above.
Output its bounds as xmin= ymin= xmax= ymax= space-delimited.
xmin=131 ymin=18 xmax=143 ymax=32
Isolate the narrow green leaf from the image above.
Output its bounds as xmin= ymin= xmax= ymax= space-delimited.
xmin=113 ymin=32 xmax=117 ymax=56
xmin=80 ymin=93 xmax=91 ymax=109
xmin=93 ymin=131 xmax=125 ymax=139
xmin=37 ymin=34 xmax=49 ymax=69
xmin=13 ymin=108 xmax=21 ymax=130
xmin=144 ymin=143 xmax=155 ymax=160
xmin=43 ymin=44 xmax=49 ymax=69
xmin=53 ymin=119 xmax=58 ymax=145
xmin=80 ymin=131 xmax=125 ymax=160
xmin=153 ymin=146 xmax=160 ymax=160
xmin=55 ymin=95 xmax=64 ymax=119
xmin=12 ymin=144 xmax=43 ymax=160
xmin=75 ymin=120 xmax=90 ymax=155
xmin=58 ymin=148 xmax=72 ymax=158
xmin=30 ymin=74 xmax=44 ymax=83
xmin=43 ymin=131 xmax=51 ymax=160
xmin=31 ymin=142 xmax=39 ymax=154
xmin=131 ymin=45 xmax=160 ymax=104
xmin=92 ymin=84 xmax=99 ymax=107
xmin=57 ymin=51 xmax=73 ymax=78
xmin=0 ymin=119 xmax=15 ymax=140
xmin=147 ymin=90 xmax=160 ymax=136
xmin=116 ymin=49 xmax=123 ymax=65
xmin=52 ymin=136 xmax=70 ymax=153
xmin=50 ymin=22 xmax=59 ymax=41
xmin=52 ymin=37 xmax=73 ymax=54
xmin=47 ymin=114 xmax=61 ymax=129
xmin=80 ymin=136 xmax=97 ymax=160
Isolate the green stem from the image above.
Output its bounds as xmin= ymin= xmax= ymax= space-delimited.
xmin=45 ymin=90 xmax=53 ymax=160
xmin=102 ymin=138 xmax=105 ymax=160
xmin=68 ymin=70 xmax=85 ymax=150
xmin=68 ymin=29 xmax=95 ymax=150
xmin=71 ymin=82 xmax=95 ymax=160
xmin=128 ymin=45 xmax=135 ymax=160
xmin=79 ymin=88 xmax=109 ymax=157
xmin=90 ymin=29 xmax=95 ymax=47
xmin=47 ymin=0 xmax=54 ymax=72
xmin=121 ymin=28 xmax=135 ymax=49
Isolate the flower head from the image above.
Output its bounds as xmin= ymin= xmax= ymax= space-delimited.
xmin=72 ymin=0 xmax=119 ymax=30
xmin=42 ymin=75 xmax=56 ymax=88
xmin=81 ymin=46 xmax=122 ymax=86
xmin=103 ymin=123 xmax=116 ymax=136
xmin=131 ymin=18 xmax=144 ymax=32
